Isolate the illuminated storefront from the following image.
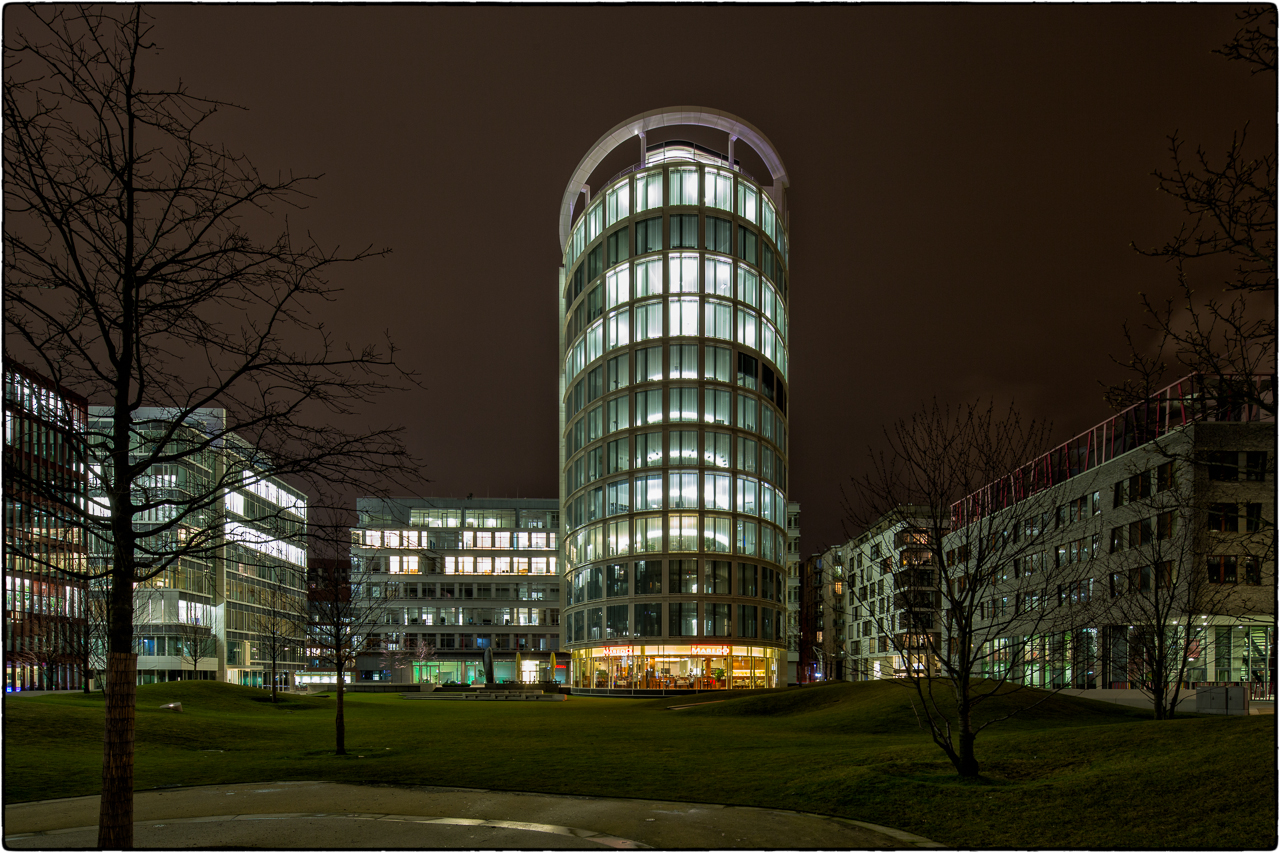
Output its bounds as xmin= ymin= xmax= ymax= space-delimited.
xmin=571 ymin=644 xmax=783 ymax=690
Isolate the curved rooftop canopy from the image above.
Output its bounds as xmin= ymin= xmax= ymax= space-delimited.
xmin=559 ymin=107 xmax=789 ymax=252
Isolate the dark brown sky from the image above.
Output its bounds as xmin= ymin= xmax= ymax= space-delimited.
xmin=85 ymin=4 xmax=1279 ymax=554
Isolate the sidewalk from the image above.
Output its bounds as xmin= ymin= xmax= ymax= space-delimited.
xmin=5 ymin=781 xmax=943 ymax=849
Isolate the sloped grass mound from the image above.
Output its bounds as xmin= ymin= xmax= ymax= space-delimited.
xmin=669 ymin=680 xmax=1149 ymax=735
xmin=133 ymin=680 xmax=330 ymax=713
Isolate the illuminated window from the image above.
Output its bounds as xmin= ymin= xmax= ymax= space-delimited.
xmin=635 ymin=346 xmax=663 ymax=382
xmin=586 ymin=202 xmax=603 ymax=242
xmin=704 ymin=388 xmax=731 ymax=425
xmin=605 ymin=265 xmax=630 ymax=309
xmin=606 ymin=309 xmax=630 ymax=351
xmin=669 ymin=514 xmax=699 ymax=552
xmin=705 ymin=168 xmax=733 ymax=211
xmin=704 ymin=300 xmax=732 ymax=341
xmin=634 ymin=389 xmax=662 ymax=426
xmin=737 ymin=394 xmax=757 ymax=432
xmin=634 ymin=171 xmax=663 ymax=213
xmin=634 ymin=257 xmax=662 ymax=297
xmin=668 ymin=470 xmax=699 ymax=509
xmin=704 ymin=432 xmax=731 ymax=468
xmin=668 ymin=297 xmax=699 ymax=337
xmin=704 ymin=255 xmax=732 ymax=297
xmin=635 ymin=517 xmax=664 ymax=554
xmin=669 ymin=344 xmax=698 ymax=379
xmin=736 ymin=477 xmax=759 ymax=517
xmin=606 ymin=182 xmax=630 ymax=226
xmin=669 ymin=387 xmax=698 ymax=423
xmin=634 ymin=301 xmax=663 ymax=341
xmin=704 ymin=474 xmax=731 ymax=511
xmin=668 ymin=253 xmax=699 ymax=293
xmin=736 ymin=308 xmax=758 ymax=349
xmin=634 ymin=432 xmax=664 ymax=468
xmin=606 ymin=519 xmax=630 ymax=557
xmin=737 ymin=437 xmax=758 ymax=473
xmin=738 ymin=266 xmax=759 ymax=308
xmin=704 ymin=346 xmax=731 ymax=382
xmin=669 ymin=430 xmax=698 ymax=465
xmin=669 ymin=167 xmax=698 ymax=206
xmin=736 ymin=181 xmax=758 ymax=225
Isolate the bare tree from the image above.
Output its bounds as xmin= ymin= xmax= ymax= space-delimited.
xmin=1113 ymin=8 xmax=1275 ymax=415
xmin=309 ymin=522 xmax=385 ymax=756
xmin=378 ymin=635 xmax=437 ymax=683
xmin=1098 ymin=399 xmax=1276 ymax=718
xmin=847 ymin=399 xmax=1101 ymax=778
xmin=3 ymin=7 xmax=419 ymax=846
xmin=252 ymin=567 xmax=307 ymax=703
xmin=173 ymin=619 xmax=215 ymax=679
xmin=9 ymin=614 xmax=76 ymax=690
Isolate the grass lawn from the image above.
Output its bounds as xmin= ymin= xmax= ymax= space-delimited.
xmin=4 ymin=680 xmax=1275 ymax=848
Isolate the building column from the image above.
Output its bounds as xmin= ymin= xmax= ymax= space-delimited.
xmin=638 ymin=131 xmax=646 ymax=166
xmin=728 ymin=134 xmax=737 ymax=171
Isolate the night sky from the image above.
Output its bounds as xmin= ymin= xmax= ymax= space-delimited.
xmin=62 ymin=5 xmax=1278 ymax=554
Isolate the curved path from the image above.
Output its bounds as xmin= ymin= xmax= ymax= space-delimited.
xmin=5 ymin=781 xmax=943 ymax=849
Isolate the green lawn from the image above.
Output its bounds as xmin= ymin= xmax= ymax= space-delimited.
xmin=4 ymin=681 xmax=1275 ymax=848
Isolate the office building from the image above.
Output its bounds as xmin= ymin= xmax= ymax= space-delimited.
xmin=557 ymin=108 xmax=791 ymax=692
xmin=954 ymin=375 xmax=1274 ymax=698
xmin=345 ymin=497 xmax=562 ymax=686
xmin=3 ymin=363 xmax=89 ymax=692
xmin=87 ymin=407 xmax=308 ymax=687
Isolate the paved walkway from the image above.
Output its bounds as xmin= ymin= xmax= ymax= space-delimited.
xmin=4 ymin=781 xmax=943 ymax=849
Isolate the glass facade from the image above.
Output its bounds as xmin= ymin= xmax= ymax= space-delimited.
xmin=560 ymin=130 xmax=790 ymax=691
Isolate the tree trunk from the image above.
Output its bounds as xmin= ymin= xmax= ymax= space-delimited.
xmin=956 ymin=701 xmax=981 ymax=778
xmin=271 ymin=664 xmax=278 ymax=704
xmin=97 ymin=650 xmax=137 ymax=848
xmin=335 ymin=668 xmax=346 ymax=755
xmin=98 ymin=565 xmax=137 ymax=848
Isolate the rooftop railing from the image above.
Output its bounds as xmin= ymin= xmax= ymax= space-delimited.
xmin=950 ymin=373 xmax=1276 ymax=528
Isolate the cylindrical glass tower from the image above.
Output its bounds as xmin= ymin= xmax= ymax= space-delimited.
xmin=557 ymin=109 xmax=790 ymax=693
